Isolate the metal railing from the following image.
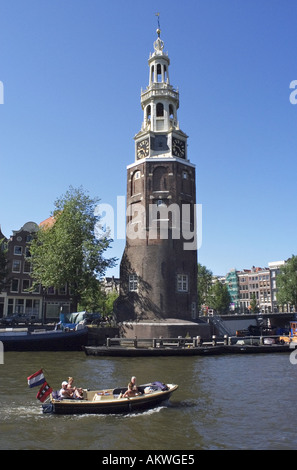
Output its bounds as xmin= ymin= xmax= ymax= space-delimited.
xmin=106 ymin=334 xmax=290 ymax=349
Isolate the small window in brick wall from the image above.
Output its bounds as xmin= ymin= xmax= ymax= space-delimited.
xmin=129 ymin=274 xmax=138 ymax=292
xmin=177 ymin=274 xmax=188 ymax=292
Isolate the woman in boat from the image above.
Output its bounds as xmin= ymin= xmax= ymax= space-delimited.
xmin=67 ymin=377 xmax=83 ymax=398
xmin=131 ymin=376 xmax=138 ymax=392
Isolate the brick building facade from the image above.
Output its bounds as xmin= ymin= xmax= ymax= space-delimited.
xmin=0 ymin=221 xmax=73 ymax=322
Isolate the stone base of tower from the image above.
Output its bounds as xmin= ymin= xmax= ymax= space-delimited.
xmin=115 ymin=243 xmax=198 ymax=323
xmin=118 ymin=318 xmax=211 ymax=340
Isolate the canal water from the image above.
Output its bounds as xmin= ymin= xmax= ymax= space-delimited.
xmin=0 ymin=350 xmax=296 ymax=450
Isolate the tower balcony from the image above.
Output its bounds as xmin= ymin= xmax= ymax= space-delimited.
xmin=141 ymin=85 xmax=179 ymax=108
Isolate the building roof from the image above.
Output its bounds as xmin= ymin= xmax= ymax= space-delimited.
xmin=39 ymin=216 xmax=55 ymax=228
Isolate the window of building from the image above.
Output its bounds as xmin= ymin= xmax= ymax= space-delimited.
xmin=32 ymin=299 xmax=40 ymax=315
xmin=177 ymin=274 xmax=188 ymax=292
xmin=157 ymin=64 xmax=162 ymax=82
xmin=58 ymin=285 xmax=67 ymax=295
xmin=22 ymin=279 xmax=30 ymax=292
xmin=7 ymin=299 xmax=14 ymax=315
xmin=156 ymin=102 xmax=164 ymax=117
xmin=12 ymin=260 xmax=21 ymax=272
xmin=157 ymin=199 xmax=166 ymax=206
xmin=131 ymin=170 xmax=142 ymax=195
xmin=32 ymin=284 xmax=40 ymax=294
xmin=153 ymin=166 xmax=167 ymax=191
xmin=23 ymin=260 xmax=31 ymax=273
xmin=14 ymin=246 xmax=22 ymax=256
xmin=46 ymin=302 xmax=70 ymax=318
xmin=11 ymin=279 xmax=19 ymax=293
xmin=129 ymin=274 xmax=138 ymax=292
xmin=15 ymin=299 xmax=24 ymax=314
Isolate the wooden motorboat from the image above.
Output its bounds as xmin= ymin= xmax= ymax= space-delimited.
xmin=42 ymin=382 xmax=178 ymax=415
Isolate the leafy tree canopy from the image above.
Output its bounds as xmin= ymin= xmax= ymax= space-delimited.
xmin=29 ymin=186 xmax=117 ymax=311
xmin=197 ymin=263 xmax=213 ymax=311
xmin=276 ymin=255 xmax=297 ymax=310
xmin=206 ymin=280 xmax=231 ymax=315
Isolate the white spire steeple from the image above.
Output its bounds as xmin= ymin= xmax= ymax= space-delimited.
xmin=135 ymin=21 xmax=188 ymax=162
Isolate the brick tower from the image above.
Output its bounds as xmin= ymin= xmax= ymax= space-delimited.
xmin=115 ymin=28 xmax=197 ymax=322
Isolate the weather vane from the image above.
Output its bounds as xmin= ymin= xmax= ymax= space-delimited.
xmin=155 ymin=12 xmax=161 ymax=36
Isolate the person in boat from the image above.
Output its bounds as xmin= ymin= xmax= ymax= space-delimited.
xmin=121 ymin=382 xmax=138 ymax=398
xmin=60 ymin=381 xmax=74 ymax=398
xmin=60 ymin=380 xmax=82 ymax=399
xmin=67 ymin=377 xmax=83 ymax=398
xmin=131 ymin=376 xmax=138 ymax=392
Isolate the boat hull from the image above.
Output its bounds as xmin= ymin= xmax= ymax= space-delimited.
xmin=84 ymin=343 xmax=290 ymax=357
xmin=42 ymin=384 xmax=178 ymax=415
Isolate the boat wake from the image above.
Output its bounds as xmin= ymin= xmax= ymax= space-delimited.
xmin=123 ymin=405 xmax=166 ymax=418
xmin=1 ymin=402 xmax=41 ymax=421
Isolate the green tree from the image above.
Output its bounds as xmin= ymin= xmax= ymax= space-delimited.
xmin=30 ymin=186 xmax=117 ymax=311
xmin=250 ymin=293 xmax=259 ymax=313
xmin=206 ymin=280 xmax=231 ymax=314
xmin=103 ymin=290 xmax=119 ymax=315
xmin=197 ymin=263 xmax=213 ymax=311
xmin=77 ymin=278 xmax=105 ymax=313
xmin=276 ymin=255 xmax=297 ymax=310
xmin=78 ymin=280 xmax=118 ymax=315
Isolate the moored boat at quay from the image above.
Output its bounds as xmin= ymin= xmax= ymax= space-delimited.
xmin=0 ymin=325 xmax=88 ymax=351
xmin=84 ymin=336 xmax=290 ymax=357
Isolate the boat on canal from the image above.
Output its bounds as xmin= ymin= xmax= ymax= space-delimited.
xmin=42 ymin=382 xmax=178 ymax=415
xmin=0 ymin=324 xmax=88 ymax=351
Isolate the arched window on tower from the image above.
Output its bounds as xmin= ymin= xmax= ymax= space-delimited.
xmin=182 ymin=170 xmax=191 ymax=195
xmin=157 ymin=63 xmax=162 ymax=82
xmin=153 ymin=166 xmax=167 ymax=191
xmin=131 ymin=170 xmax=142 ymax=195
xmin=156 ymin=103 xmax=164 ymax=117
xmin=146 ymin=105 xmax=151 ymax=122
xmin=151 ymin=65 xmax=154 ymax=83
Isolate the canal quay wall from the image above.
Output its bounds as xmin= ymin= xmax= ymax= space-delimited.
xmin=119 ymin=319 xmax=211 ymax=340
xmin=87 ymin=320 xmax=210 ymax=345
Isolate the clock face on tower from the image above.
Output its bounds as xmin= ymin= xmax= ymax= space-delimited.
xmin=172 ymin=138 xmax=186 ymax=159
xmin=137 ymin=139 xmax=149 ymax=159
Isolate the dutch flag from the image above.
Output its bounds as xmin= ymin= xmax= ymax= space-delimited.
xmin=27 ymin=369 xmax=46 ymax=388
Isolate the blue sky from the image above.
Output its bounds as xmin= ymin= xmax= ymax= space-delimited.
xmin=0 ymin=0 xmax=296 ymax=277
